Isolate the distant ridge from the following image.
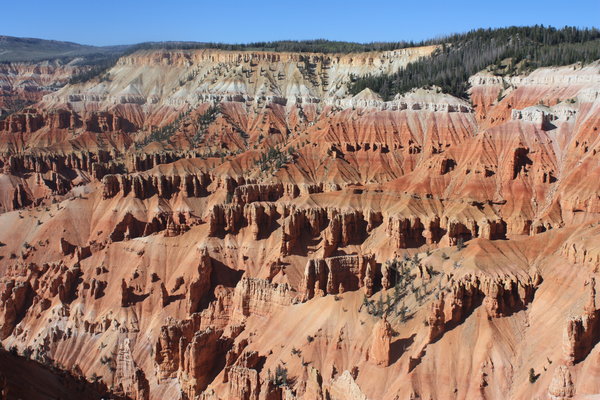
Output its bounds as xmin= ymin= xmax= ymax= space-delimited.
xmin=0 ymin=35 xmax=129 ymax=62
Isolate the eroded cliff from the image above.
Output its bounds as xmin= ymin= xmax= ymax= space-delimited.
xmin=0 ymin=45 xmax=600 ymax=400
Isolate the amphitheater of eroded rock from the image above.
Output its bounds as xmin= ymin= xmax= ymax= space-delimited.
xmin=1 ymin=45 xmax=600 ymax=400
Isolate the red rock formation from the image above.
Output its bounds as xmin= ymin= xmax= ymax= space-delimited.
xmin=227 ymin=366 xmax=260 ymax=400
xmin=231 ymin=278 xmax=294 ymax=323
xmin=386 ymin=216 xmax=427 ymax=248
xmin=114 ymin=338 xmax=150 ymax=400
xmin=180 ymin=328 xmax=229 ymax=396
xmin=0 ymin=61 xmax=87 ymax=116
xmin=244 ymin=203 xmax=277 ymax=240
xmin=563 ymin=279 xmax=599 ymax=365
xmin=108 ymin=211 xmax=197 ymax=241
xmin=369 ymin=317 xmax=393 ymax=366
xmin=208 ymin=204 xmax=244 ymax=236
xmin=548 ymin=365 xmax=575 ymax=400
xmin=1 ymin=47 xmax=600 ymax=400
xmin=233 ymin=183 xmax=285 ymax=204
xmin=0 ymin=281 xmax=32 ymax=339
xmin=302 ymin=254 xmax=377 ymax=300
xmin=187 ymin=249 xmax=213 ymax=314
xmin=427 ymin=293 xmax=446 ymax=342
xmin=324 ymin=209 xmax=366 ymax=249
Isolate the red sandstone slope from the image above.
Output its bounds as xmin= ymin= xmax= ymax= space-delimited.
xmin=0 ymin=47 xmax=599 ymax=400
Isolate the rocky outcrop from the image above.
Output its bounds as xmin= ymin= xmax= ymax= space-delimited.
xmin=208 ymin=204 xmax=244 ymax=236
xmin=386 ymin=216 xmax=428 ymax=248
xmin=299 ymin=367 xmax=325 ymax=400
xmin=187 ymin=248 xmax=213 ymax=314
xmin=154 ymin=315 xmax=234 ymax=397
xmin=10 ymin=183 xmax=33 ymax=210
xmin=115 ymin=338 xmax=150 ymax=400
xmin=109 ymin=211 xmax=198 ymax=241
xmin=102 ymin=171 xmax=212 ymax=200
xmin=83 ymin=111 xmax=137 ymax=133
xmin=231 ymin=278 xmax=294 ymax=324
xmin=328 ymin=370 xmax=368 ymax=400
xmin=129 ymin=152 xmax=182 ymax=172
xmin=563 ymin=279 xmax=599 ymax=365
xmin=227 ymin=366 xmax=261 ymax=400
xmin=2 ymin=46 xmax=600 ymax=400
xmin=427 ymin=292 xmax=446 ymax=342
xmin=0 ymin=150 xmax=123 ymax=211
xmin=233 ymin=184 xmax=285 ymax=204
xmin=548 ymin=365 xmax=575 ymax=400
xmin=560 ymin=234 xmax=600 ymax=270
xmin=59 ymin=238 xmax=91 ymax=262
xmin=180 ymin=328 xmax=231 ymax=397
xmin=223 ymin=347 xmax=266 ymax=400
xmin=384 ymin=213 xmax=507 ymax=249
xmin=0 ymin=107 xmax=135 ymax=134
xmin=245 ymin=203 xmax=277 ymax=240
xmin=56 ymin=265 xmax=81 ymax=303
xmin=43 ymin=46 xmax=436 ymax=110
xmin=281 ymin=207 xmax=365 ymax=256
xmin=323 ymin=210 xmax=367 ymax=249
xmin=0 ymin=281 xmax=32 ymax=339
xmin=369 ymin=317 xmax=393 ymax=366
xmin=154 ymin=322 xmax=190 ymax=380
xmin=0 ymin=61 xmax=88 ymax=118
xmin=230 ymin=182 xmax=325 ymax=206
xmin=3 ymin=150 xmax=116 ymax=177
xmin=0 ymin=109 xmax=45 ymax=133
xmin=425 ymin=271 xmax=540 ymax=343
xmin=301 ymin=254 xmax=377 ymax=300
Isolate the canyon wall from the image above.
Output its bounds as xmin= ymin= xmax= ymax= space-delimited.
xmin=0 ymin=47 xmax=599 ymax=400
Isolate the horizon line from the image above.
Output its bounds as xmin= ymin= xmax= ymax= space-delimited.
xmin=3 ymin=24 xmax=599 ymax=48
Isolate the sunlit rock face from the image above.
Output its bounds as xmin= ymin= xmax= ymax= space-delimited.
xmin=1 ymin=44 xmax=600 ymax=400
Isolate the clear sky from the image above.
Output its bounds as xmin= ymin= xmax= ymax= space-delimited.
xmin=2 ymin=0 xmax=599 ymax=46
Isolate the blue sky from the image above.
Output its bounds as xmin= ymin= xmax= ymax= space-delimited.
xmin=2 ymin=0 xmax=599 ymax=46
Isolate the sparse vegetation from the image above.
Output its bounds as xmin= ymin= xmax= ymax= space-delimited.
xmin=255 ymin=146 xmax=295 ymax=173
xmin=360 ymin=254 xmax=445 ymax=319
xmin=425 ymin=265 xmax=439 ymax=276
xmin=138 ymin=110 xmax=190 ymax=148
xmin=362 ymin=258 xmax=413 ymax=318
xmin=0 ymin=98 xmax=35 ymax=121
xmin=100 ymin=355 xmax=112 ymax=365
xmin=191 ymin=104 xmax=220 ymax=146
xmin=529 ymin=368 xmax=539 ymax=383
xmin=268 ymin=365 xmax=289 ymax=387
xmin=68 ymin=55 xmax=121 ymax=84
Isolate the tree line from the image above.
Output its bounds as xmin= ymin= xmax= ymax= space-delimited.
xmin=64 ymin=26 xmax=600 ymax=96
xmin=348 ymin=25 xmax=600 ymax=99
